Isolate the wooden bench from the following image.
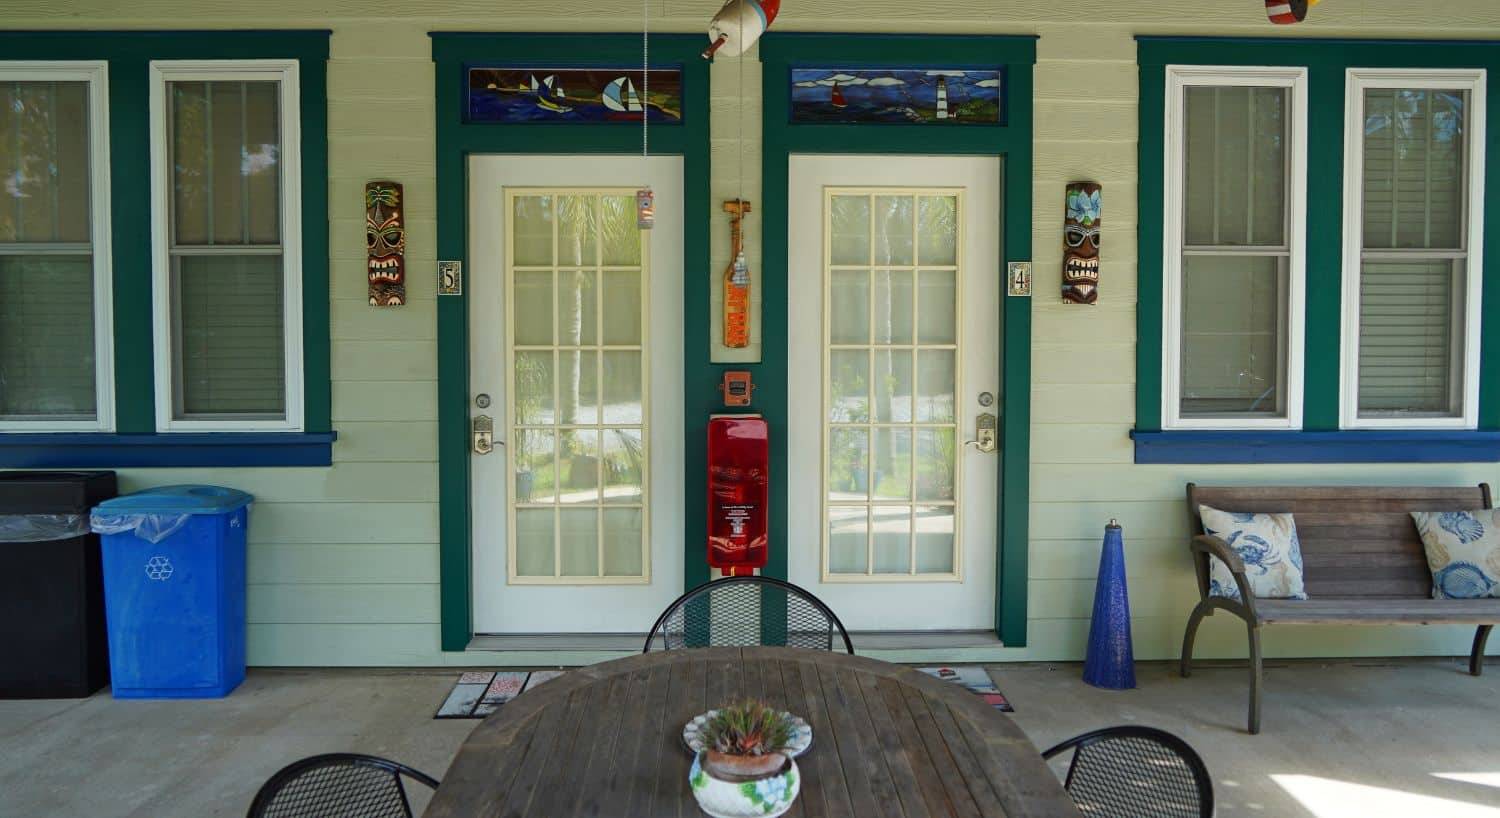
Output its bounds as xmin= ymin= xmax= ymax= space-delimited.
xmin=1180 ymin=483 xmax=1500 ymax=734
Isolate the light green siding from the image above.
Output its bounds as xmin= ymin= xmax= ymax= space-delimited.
xmin=10 ymin=0 xmax=1500 ymax=665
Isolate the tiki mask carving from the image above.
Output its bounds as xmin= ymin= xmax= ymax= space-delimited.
xmin=367 ymin=181 xmax=405 ymax=306
xmin=1062 ymin=182 xmax=1101 ymax=305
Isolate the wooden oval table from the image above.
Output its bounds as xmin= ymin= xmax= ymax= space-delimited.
xmin=426 ymin=646 xmax=1083 ymax=818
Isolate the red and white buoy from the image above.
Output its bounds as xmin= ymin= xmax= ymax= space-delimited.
xmin=702 ymin=0 xmax=781 ymax=59
xmin=1266 ymin=0 xmax=1318 ymax=24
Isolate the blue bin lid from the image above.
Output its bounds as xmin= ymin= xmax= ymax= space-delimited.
xmin=94 ymin=485 xmax=254 ymax=515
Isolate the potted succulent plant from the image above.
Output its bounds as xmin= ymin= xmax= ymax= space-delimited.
xmin=689 ymin=699 xmax=800 ymax=818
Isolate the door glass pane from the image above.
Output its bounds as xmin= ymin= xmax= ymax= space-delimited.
xmin=1361 ymin=88 xmax=1465 ymax=250
xmin=872 ymin=196 xmax=914 ymax=265
xmin=1180 ymin=255 xmax=1284 ymax=417
xmin=512 ymin=196 xmax=553 ymax=265
xmin=917 ymin=270 xmax=956 ymax=344
xmin=602 ymin=508 xmax=644 ymax=576
xmin=829 ymin=270 xmax=869 ymax=344
xmin=559 ymin=507 xmax=599 ymax=576
xmin=1183 ymin=86 xmax=1287 ymax=247
xmin=824 ymin=189 xmax=962 ymax=579
xmin=872 ymin=269 xmax=913 ymax=344
xmin=1 ymin=80 xmax=99 ymax=423
xmin=0 ymin=256 xmax=96 ymax=418
xmin=829 ymin=350 xmax=869 ymax=422
xmin=871 ymin=427 xmax=911 ymax=501
xmin=917 ymin=196 xmax=957 ymax=266
xmin=602 ymin=429 xmax=644 ymax=504
xmin=871 ymin=506 xmax=912 ymax=574
xmin=1357 ymin=259 xmax=1457 ymax=416
xmin=514 ymin=270 xmax=554 ymax=345
xmin=557 ymin=350 xmax=598 ymax=425
xmin=507 ymin=191 xmax=647 ymax=582
xmin=914 ymin=506 xmax=956 ymax=573
xmin=828 ymin=506 xmax=868 ymax=574
xmin=175 ymin=254 xmax=286 ymax=417
xmin=830 ymin=196 xmax=870 ymax=265
xmin=873 ymin=350 xmax=913 ymax=422
xmin=515 ymin=508 xmax=555 ymax=577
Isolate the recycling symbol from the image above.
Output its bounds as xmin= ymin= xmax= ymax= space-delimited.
xmin=145 ymin=556 xmax=174 ymax=581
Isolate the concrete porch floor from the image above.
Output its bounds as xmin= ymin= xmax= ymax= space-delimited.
xmin=2 ymin=658 xmax=1498 ymax=817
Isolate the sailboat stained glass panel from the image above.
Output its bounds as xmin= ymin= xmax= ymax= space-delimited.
xmin=468 ymin=67 xmax=683 ymax=124
xmin=789 ymin=68 xmax=1003 ymax=125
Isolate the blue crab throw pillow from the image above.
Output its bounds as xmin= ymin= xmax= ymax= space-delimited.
xmin=1411 ymin=510 xmax=1500 ymax=599
xmin=1197 ymin=505 xmax=1308 ymax=601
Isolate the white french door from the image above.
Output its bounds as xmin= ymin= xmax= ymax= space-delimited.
xmin=469 ymin=155 xmax=684 ymax=634
xmin=787 ymin=155 xmax=1001 ymax=632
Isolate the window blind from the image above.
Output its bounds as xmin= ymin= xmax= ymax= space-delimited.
xmin=0 ymin=80 xmax=97 ymax=420
xmin=167 ymin=79 xmax=286 ymax=420
xmin=1356 ymin=87 xmax=1466 ymax=418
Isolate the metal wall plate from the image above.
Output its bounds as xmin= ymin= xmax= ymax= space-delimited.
xmin=1006 ymin=261 xmax=1032 ymax=297
xmin=439 ymin=260 xmax=463 ymax=295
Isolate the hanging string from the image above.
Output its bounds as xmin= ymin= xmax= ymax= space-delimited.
xmin=737 ymin=0 xmax=744 ymax=201
xmin=642 ymin=0 xmax=649 ymax=160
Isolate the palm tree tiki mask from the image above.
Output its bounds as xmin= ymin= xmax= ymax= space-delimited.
xmin=1062 ymin=182 xmax=1100 ymax=304
xmin=367 ymin=181 xmax=405 ymax=306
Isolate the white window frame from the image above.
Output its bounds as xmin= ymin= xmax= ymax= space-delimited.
xmin=0 ymin=61 xmax=115 ymax=432
xmin=1339 ymin=68 xmax=1486 ymax=430
xmin=148 ymin=59 xmax=304 ymax=432
xmin=1161 ymin=65 xmax=1308 ymax=430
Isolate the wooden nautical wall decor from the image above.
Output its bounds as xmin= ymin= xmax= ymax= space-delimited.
xmin=1062 ymin=182 xmax=1100 ymax=305
xmin=467 ymin=68 xmax=684 ymax=123
xmin=789 ymin=69 xmax=1002 ymax=124
xmin=366 ymin=181 xmax=405 ymax=306
xmin=722 ymin=199 xmax=752 ymax=348
xmin=1266 ymin=0 xmax=1319 ymax=24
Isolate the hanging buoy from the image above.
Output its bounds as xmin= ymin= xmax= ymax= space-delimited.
xmin=636 ymin=188 xmax=655 ymax=230
xmin=703 ymin=0 xmax=781 ymax=59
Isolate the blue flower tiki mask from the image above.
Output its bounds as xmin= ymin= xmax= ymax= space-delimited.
xmin=1063 ymin=182 xmax=1101 ymax=304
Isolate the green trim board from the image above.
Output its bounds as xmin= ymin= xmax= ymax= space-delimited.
xmin=430 ymin=33 xmax=712 ymax=651
xmin=1136 ymin=36 xmax=1500 ymax=440
xmin=0 ymin=30 xmax=333 ymax=442
xmin=758 ymin=33 xmax=1036 ymax=646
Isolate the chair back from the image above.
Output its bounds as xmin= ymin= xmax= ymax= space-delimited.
xmin=1042 ymin=726 xmax=1212 ymax=818
xmin=246 ymin=753 xmax=440 ymax=818
xmin=644 ymin=576 xmax=854 ymax=654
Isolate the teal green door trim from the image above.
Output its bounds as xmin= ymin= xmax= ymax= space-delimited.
xmin=758 ymin=33 xmax=1036 ymax=646
xmin=1137 ymin=37 xmax=1500 ymax=441
xmin=431 ymin=33 xmax=711 ymax=651
xmin=0 ymin=30 xmax=333 ymax=442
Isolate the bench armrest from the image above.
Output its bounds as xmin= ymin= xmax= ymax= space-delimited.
xmin=1189 ymin=534 xmax=1258 ymax=618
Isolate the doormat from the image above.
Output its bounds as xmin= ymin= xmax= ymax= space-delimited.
xmin=917 ymin=666 xmax=1013 ymax=712
xmin=435 ymin=670 xmax=567 ymax=719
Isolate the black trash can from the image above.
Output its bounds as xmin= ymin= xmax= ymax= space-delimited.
xmin=0 ymin=471 xmax=117 ymax=698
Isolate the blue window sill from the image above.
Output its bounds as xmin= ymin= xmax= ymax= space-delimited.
xmin=1132 ymin=429 xmax=1500 ymax=464
xmin=0 ymin=432 xmax=337 ymax=468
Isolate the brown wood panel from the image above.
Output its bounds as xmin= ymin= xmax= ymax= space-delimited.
xmin=426 ymin=647 xmax=1081 ymax=818
xmin=1257 ymin=597 xmax=1500 ymax=625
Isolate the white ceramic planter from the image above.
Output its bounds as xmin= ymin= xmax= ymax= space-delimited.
xmin=688 ymin=752 xmax=800 ymax=818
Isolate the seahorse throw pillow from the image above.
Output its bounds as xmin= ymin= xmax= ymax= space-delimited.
xmin=1197 ymin=505 xmax=1308 ymax=601
xmin=1410 ymin=510 xmax=1500 ymax=599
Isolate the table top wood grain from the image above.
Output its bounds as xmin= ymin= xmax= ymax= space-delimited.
xmin=425 ymin=647 xmax=1083 ymax=818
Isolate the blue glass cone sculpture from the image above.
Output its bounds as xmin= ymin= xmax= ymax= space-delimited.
xmin=1083 ymin=520 xmax=1136 ymax=689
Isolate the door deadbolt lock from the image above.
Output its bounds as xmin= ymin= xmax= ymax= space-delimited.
xmin=472 ymin=415 xmax=495 ymax=455
xmin=966 ymin=412 xmax=998 ymax=453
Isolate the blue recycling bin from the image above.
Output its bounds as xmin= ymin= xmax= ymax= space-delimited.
xmin=91 ymin=486 xmax=253 ymax=699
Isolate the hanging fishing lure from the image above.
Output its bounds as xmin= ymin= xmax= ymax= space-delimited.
xmin=702 ymin=0 xmax=782 ymax=59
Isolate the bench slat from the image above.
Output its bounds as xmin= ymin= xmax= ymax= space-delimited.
xmin=1256 ymin=597 xmax=1500 ymax=625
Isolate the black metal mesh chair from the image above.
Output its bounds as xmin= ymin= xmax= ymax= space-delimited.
xmin=246 ymin=753 xmax=440 ymax=818
xmin=644 ymin=576 xmax=854 ymax=654
xmin=1041 ymin=726 xmax=1213 ymax=818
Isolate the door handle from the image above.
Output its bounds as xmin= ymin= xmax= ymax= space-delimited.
xmin=472 ymin=415 xmax=497 ymax=455
xmin=965 ymin=412 xmax=998 ymax=454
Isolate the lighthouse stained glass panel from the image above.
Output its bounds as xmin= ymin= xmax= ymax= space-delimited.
xmin=790 ymin=68 xmax=1003 ymax=125
xmin=467 ymin=67 xmax=683 ymax=124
